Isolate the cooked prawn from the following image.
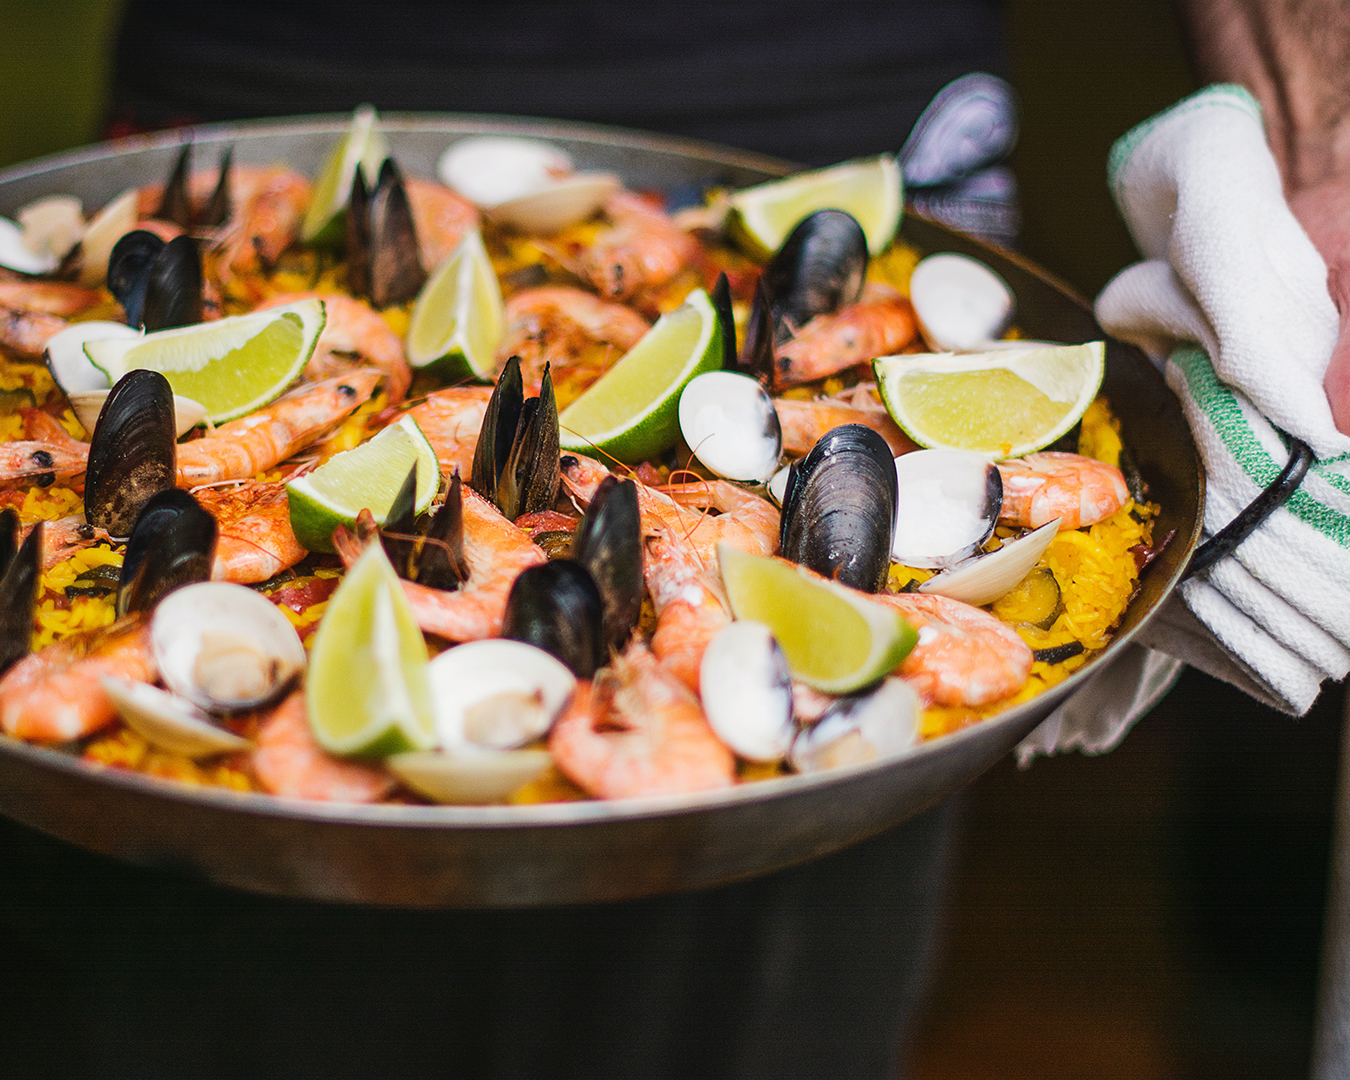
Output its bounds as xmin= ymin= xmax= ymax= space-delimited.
xmin=250 ymin=690 xmax=395 ymax=803
xmin=775 ymin=394 xmax=917 ymax=457
xmin=193 ymin=480 xmax=307 ymax=584
xmin=548 ymin=643 xmax=735 ymax=799
xmin=996 ymin=451 xmax=1129 ymax=531
xmin=175 ymin=370 xmax=381 ymax=486
xmin=216 ymin=165 xmax=312 ymax=277
xmin=875 ymin=591 xmax=1032 ymax=707
xmin=643 ymin=530 xmax=731 ymax=690
xmin=775 ymin=282 xmax=917 ymax=387
xmin=25 ymin=516 xmax=112 ymax=571
xmin=569 ymin=191 xmax=697 ymax=302
xmin=498 ymin=285 xmax=649 ymax=394
xmin=405 ymin=177 xmax=480 ymax=271
xmin=404 ymin=385 xmax=494 ymax=480
xmin=259 ymin=291 xmax=412 ymax=404
xmin=0 ymin=617 xmax=154 ymax=742
xmin=0 ymin=409 xmax=89 ymax=489
xmin=331 ymin=487 xmax=547 ymax=642
xmin=0 ymin=306 xmax=66 ymax=359
xmin=0 ymin=280 xmax=105 ymax=318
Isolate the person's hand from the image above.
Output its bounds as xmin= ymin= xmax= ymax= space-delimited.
xmin=1290 ymin=178 xmax=1350 ymax=432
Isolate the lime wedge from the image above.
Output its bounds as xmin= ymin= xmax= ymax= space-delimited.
xmin=729 ymin=155 xmax=902 ymax=259
xmin=718 ymin=545 xmax=917 ymax=694
xmin=874 ymin=342 xmax=1106 ymax=458
xmin=406 ymin=229 xmax=504 ymax=381
xmin=558 ymin=288 xmax=721 ymax=463
xmin=301 ymin=104 xmax=391 ymax=246
xmin=287 ymin=414 xmax=439 ymax=553
xmin=306 ymin=542 xmax=435 ymax=757
xmin=84 ymin=299 xmax=325 ymax=423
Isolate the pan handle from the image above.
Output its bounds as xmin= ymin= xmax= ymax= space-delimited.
xmin=1183 ymin=436 xmax=1314 ymax=580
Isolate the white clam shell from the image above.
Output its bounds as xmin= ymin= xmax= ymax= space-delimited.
xmin=18 ymin=195 xmax=85 ymax=264
xmin=700 ymin=621 xmax=795 ymax=763
xmin=427 ymin=639 xmax=576 ymax=751
xmin=678 ymin=371 xmax=783 ymax=483
xmin=387 ymin=747 xmax=553 ymax=805
xmin=43 ymin=320 xmax=136 ymax=394
xmin=68 ymin=389 xmax=208 ymax=439
xmin=77 ymin=189 xmax=138 ymax=286
xmin=767 ymin=462 xmax=792 ymax=506
xmin=892 ymin=449 xmax=1002 ymax=568
xmin=100 ymin=675 xmax=252 ymax=758
xmin=909 ymin=252 xmax=1014 ymax=352
xmin=918 ymin=518 xmax=1061 ymax=607
xmin=151 ymin=583 xmax=307 ymax=714
xmin=488 ymin=173 xmax=620 ymax=235
xmin=439 ymin=136 xmax=574 ymax=206
xmin=790 ymin=678 xmax=920 ymax=774
xmin=0 ymin=216 xmax=58 ymax=275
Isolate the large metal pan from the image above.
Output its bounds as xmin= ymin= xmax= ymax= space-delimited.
xmin=0 ymin=115 xmax=1203 ymax=908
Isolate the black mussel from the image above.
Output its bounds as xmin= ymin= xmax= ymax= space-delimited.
xmin=711 ymin=271 xmax=738 ymax=371
xmin=108 ymin=230 xmax=166 ymax=328
xmin=345 ymin=167 xmax=373 ymax=301
xmin=382 ymin=465 xmax=470 ymax=592
xmin=570 ymin=475 xmax=643 ymax=651
xmin=347 ymin=158 xmax=426 ymax=308
xmin=155 ymin=143 xmax=195 ymax=229
xmin=198 ymin=146 xmax=233 ymax=228
xmin=780 ymin=424 xmax=897 ymax=593
xmin=117 ymin=489 xmax=218 ymax=617
xmin=738 ymin=276 xmax=776 ymax=390
xmin=0 ymin=513 xmax=40 ymax=677
xmin=762 ymin=209 xmax=867 ymax=344
xmin=85 ymin=369 xmax=178 ymax=538
xmin=141 ymin=235 xmax=204 ymax=331
xmin=501 ymin=560 xmax=605 ymax=678
xmin=471 ymin=357 xmax=561 ymax=521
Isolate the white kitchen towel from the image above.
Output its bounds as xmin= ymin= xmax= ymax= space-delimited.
xmin=1020 ymin=84 xmax=1350 ymax=760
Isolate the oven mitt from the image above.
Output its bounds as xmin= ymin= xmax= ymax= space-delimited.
xmin=1022 ymin=85 xmax=1350 ymax=762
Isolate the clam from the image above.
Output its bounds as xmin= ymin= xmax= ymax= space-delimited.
xmin=762 ymin=209 xmax=868 ymax=343
xmin=891 ymin=449 xmax=1002 ymax=569
xmin=100 ymin=676 xmax=252 ymax=758
xmin=780 ymin=424 xmax=897 ymax=593
xmin=346 ymin=158 xmax=426 ymax=308
xmin=501 ymin=560 xmax=605 ymax=678
xmin=85 ymin=369 xmax=178 ymax=538
xmin=17 ymin=196 xmax=84 ymax=265
xmin=76 ymin=189 xmax=138 ymax=286
xmin=569 ymin=475 xmax=643 ymax=650
xmin=0 ymin=216 xmax=58 ymax=275
xmin=767 ymin=462 xmax=792 ymax=506
xmin=909 ymin=253 xmax=1015 ymax=352
xmin=67 ymin=389 xmax=207 ymax=440
xmin=387 ymin=747 xmax=554 ymax=805
xmin=918 ymin=519 xmax=1060 ymax=606
xmin=0 ymin=512 xmax=40 ymax=678
xmin=678 ymin=371 xmax=782 ymax=483
xmin=43 ymin=320 xmax=137 ymax=394
xmin=437 ymin=136 xmax=620 ymax=234
xmin=151 ymin=582 xmax=306 ymax=713
xmin=470 ymin=356 xmax=560 ymax=521
xmin=117 ymin=489 xmax=217 ymax=616
xmin=699 ymin=621 xmax=794 ymax=763
xmin=789 ymin=678 xmax=920 ymax=773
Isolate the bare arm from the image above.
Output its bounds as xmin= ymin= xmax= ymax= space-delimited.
xmin=1181 ymin=0 xmax=1350 ymax=430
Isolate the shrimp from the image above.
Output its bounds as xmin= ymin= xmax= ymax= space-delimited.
xmin=0 ymin=280 xmax=105 ymax=317
xmin=331 ymin=488 xmax=547 ymax=642
xmin=0 ymin=617 xmax=154 ymax=742
xmin=175 ymin=370 xmax=381 ymax=486
xmin=874 ymin=591 xmax=1032 ymax=707
xmin=548 ymin=644 xmax=735 ymax=799
xmin=259 ymin=292 xmax=412 ymax=404
xmin=194 ymin=480 xmax=307 ymax=584
xmin=250 ymin=690 xmax=395 ymax=803
xmin=0 ymin=409 xmax=89 ymax=489
xmin=216 ymin=165 xmax=312 ymax=276
xmin=405 ymin=385 xmax=494 ymax=480
xmin=996 ymin=451 xmax=1129 ymax=531
xmin=643 ymin=530 xmax=731 ymax=690
xmin=569 ymin=191 xmax=698 ymax=302
xmin=25 ymin=516 xmax=113 ymax=571
xmin=405 ymin=177 xmax=480 ymax=271
xmin=0 ymin=306 xmax=66 ymax=359
xmin=498 ymin=285 xmax=649 ymax=394
xmin=775 ymin=394 xmax=917 ymax=457
xmin=775 ymin=282 xmax=917 ymax=387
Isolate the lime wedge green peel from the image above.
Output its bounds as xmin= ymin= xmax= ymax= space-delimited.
xmin=301 ymin=104 xmax=391 ymax=245
xmin=287 ymin=414 xmax=440 ymax=553
xmin=874 ymin=341 xmax=1105 ymax=458
xmin=729 ymin=154 xmax=902 ymax=258
xmin=718 ymin=545 xmax=916 ymax=694
xmin=83 ymin=298 xmax=326 ymax=423
xmin=306 ymin=542 xmax=436 ymax=758
xmin=558 ymin=288 xmax=722 ymax=463
xmin=406 ymin=229 xmax=504 ymax=381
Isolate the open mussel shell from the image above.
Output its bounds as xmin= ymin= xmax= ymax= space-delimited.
xmin=678 ymin=371 xmax=782 ymax=482
xmin=569 ymin=475 xmax=643 ymax=651
xmin=762 ymin=209 xmax=867 ymax=343
xmin=117 ymin=489 xmax=217 ymax=617
xmin=354 ymin=158 xmax=427 ymax=309
xmin=151 ymin=582 xmax=306 ymax=715
xmin=85 ymin=369 xmax=178 ymax=538
xmin=43 ymin=320 xmax=136 ymax=394
xmin=0 ymin=514 xmax=40 ymax=678
xmin=384 ymin=466 xmax=469 ymax=592
xmin=780 ymin=424 xmax=897 ymax=593
xmin=107 ymin=229 xmax=165 ymax=328
xmin=100 ymin=676 xmax=252 ymax=758
xmin=501 ymin=560 xmax=605 ymax=678
xmin=0 ymin=215 xmax=59 ymax=275
xmin=68 ymin=390 xmax=207 ymax=440
xmin=471 ymin=356 xmax=560 ymax=521
xmin=140 ymin=234 xmax=204 ymax=331
xmin=154 ymin=143 xmax=195 ymax=229
xmin=427 ymin=638 xmax=576 ymax=750
xmin=699 ymin=621 xmax=794 ymax=763
xmin=909 ymin=252 xmax=1015 ymax=352
xmin=789 ymin=678 xmax=920 ymax=774
xmin=892 ymin=449 xmax=1002 ymax=569
xmin=919 ymin=518 xmax=1060 ymax=607
xmin=388 ymin=747 xmax=554 ymax=805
